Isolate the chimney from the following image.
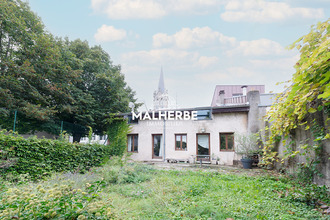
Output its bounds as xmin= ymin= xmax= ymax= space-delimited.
xmin=216 ymin=90 xmax=225 ymax=105
xmin=247 ymin=90 xmax=261 ymax=133
xmin=242 ymin=85 xmax=247 ymax=96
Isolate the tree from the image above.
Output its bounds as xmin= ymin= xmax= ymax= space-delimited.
xmin=263 ymin=19 xmax=330 ymax=166
xmin=0 ymin=1 xmax=139 ymax=141
xmin=0 ymin=0 xmax=79 ymax=133
xmin=63 ymin=40 xmax=138 ymax=142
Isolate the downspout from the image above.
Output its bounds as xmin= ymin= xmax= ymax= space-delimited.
xmin=163 ymin=118 xmax=166 ymax=162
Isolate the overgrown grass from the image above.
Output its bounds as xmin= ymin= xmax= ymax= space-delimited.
xmin=0 ymin=158 xmax=329 ymax=219
xmin=106 ymin=169 xmax=329 ymax=219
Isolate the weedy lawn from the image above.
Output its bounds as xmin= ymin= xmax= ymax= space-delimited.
xmin=1 ymin=159 xmax=329 ymax=219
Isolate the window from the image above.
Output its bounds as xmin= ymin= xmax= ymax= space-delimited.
xmin=126 ymin=115 xmax=138 ymax=124
xmin=127 ymin=134 xmax=138 ymax=152
xmin=220 ymin=133 xmax=234 ymax=151
xmin=175 ymin=134 xmax=187 ymax=151
xmin=196 ymin=109 xmax=211 ymax=120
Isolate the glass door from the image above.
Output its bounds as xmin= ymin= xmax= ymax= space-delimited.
xmin=152 ymin=134 xmax=163 ymax=159
xmin=196 ymin=134 xmax=210 ymax=161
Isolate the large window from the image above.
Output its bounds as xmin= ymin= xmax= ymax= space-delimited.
xmin=196 ymin=109 xmax=211 ymax=120
xmin=127 ymin=134 xmax=138 ymax=152
xmin=175 ymin=134 xmax=187 ymax=151
xmin=220 ymin=133 xmax=234 ymax=151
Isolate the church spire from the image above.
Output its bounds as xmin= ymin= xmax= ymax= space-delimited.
xmin=153 ymin=67 xmax=169 ymax=110
xmin=158 ymin=67 xmax=165 ymax=93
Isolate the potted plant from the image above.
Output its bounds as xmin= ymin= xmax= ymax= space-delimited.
xmin=216 ymin=157 xmax=220 ymax=165
xmin=235 ymin=133 xmax=258 ymax=169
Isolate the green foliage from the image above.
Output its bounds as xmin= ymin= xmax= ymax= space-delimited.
xmin=0 ymin=0 xmax=80 ymax=128
xmin=87 ymin=126 xmax=93 ymax=144
xmin=1 ymin=161 xmax=328 ymax=219
xmin=0 ymin=1 xmax=139 ymax=141
xmin=0 ymin=131 xmax=110 ymax=180
xmin=235 ymin=133 xmax=259 ymax=158
xmin=0 ymin=179 xmax=113 ymax=219
xmin=263 ymin=19 xmax=330 ymax=170
xmin=107 ymin=116 xmax=131 ymax=157
xmin=98 ymin=158 xmax=155 ymax=185
xmin=106 ymin=168 xmax=327 ymax=219
xmin=286 ymin=183 xmax=330 ymax=207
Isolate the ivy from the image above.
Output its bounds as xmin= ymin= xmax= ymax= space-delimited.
xmin=262 ymin=19 xmax=330 ymax=173
xmin=106 ymin=114 xmax=131 ymax=158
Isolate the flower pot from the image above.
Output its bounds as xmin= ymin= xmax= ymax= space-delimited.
xmin=241 ymin=158 xmax=253 ymax=169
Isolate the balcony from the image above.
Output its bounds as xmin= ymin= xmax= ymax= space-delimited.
xmin=223 ymin=95 xmax=248 ymax=105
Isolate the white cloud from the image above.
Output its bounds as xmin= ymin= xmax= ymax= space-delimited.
xmin=195 ymin=71 xmax=230 ymax=82
xmin=196 ymin=56 xmax=219 ymax=68
xmin=249 ymin=54 xmax=299 ymax=70
xmin=227 ymin=38 xmax=286 ymax=56
xmin=165 ymin=0 xmax=222 ymax=14
xmin=121 ymin=49 xmax=200 ymax=66
xmin=153 ymin=33 xmax=173 ymax=48
xmin=221 ymin=0 xmax=324 ymax=23
xmin=227 ymin=67 xmax=257 ymax=77
xmin=153 ymin=27 xmax=236 ymax=49
xmin=94 ymin=25 xmax=127 ymax=42
xmin=91 ymin=0 xmax=223 ymax=19
xmin=195 ymin=67 xmax=256 ymax=83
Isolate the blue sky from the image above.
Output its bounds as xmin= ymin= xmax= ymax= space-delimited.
xmin=28 ymin=0 xmax=330 ymax=110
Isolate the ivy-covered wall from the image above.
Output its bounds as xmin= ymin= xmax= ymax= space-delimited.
xmin=274 ymin=110 xmax=330 ymax=186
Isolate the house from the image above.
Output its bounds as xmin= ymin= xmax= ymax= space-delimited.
xmin=123 ymin=72 xmax=275 ymax=165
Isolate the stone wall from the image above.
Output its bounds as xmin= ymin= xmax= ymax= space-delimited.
xmin=275 ymin=110 xmax=330 ymax=186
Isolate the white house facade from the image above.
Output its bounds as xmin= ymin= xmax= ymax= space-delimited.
xmin=122 ymin=74 xmax=274 ymax=165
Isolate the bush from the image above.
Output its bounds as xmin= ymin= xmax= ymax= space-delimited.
xmin=0 ymin=179 xmax=113 ymax=219
xmin=0 ymin=131 xmax=110 ymax=180
xmin=98 ymin=158 xmax=155 ymax=185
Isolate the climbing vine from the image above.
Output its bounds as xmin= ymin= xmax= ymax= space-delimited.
xmin=262 ymin=19 xmax=330 ymax=171
xmin=106 ymin=114 xmax=131 ymax=157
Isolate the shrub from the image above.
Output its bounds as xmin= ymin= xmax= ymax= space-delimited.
xmin=0 ymin=131 xmax=110 ymax=180
xmin=0 ymin=179 xmax=113 ymax=219
xmin=98 ymin=158 xmax=155 ymax=185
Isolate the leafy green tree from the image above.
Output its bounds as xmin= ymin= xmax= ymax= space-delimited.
xmin=0 ymin=1 xmax=139 ymax=141
xmin=64 ymin=40 xmax=138 ymax=142
xmin=0 ymin=0 xmax=80 ymax=133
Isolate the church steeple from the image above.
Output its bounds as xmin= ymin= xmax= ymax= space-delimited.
xmin=158 ymin=67 xmax=165 ymax=93
xmin=153 ymin=67 xmax=169 ymax=110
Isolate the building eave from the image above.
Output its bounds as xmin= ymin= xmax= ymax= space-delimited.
xmin=117 ymin=104 xmax=250 ymax=117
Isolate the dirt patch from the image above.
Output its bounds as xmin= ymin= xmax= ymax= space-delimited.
xmin=142 ymin=161 xmax=283 ymax=177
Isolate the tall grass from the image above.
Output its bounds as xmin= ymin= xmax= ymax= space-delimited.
xmin=1 ymin=159 xmax=329 ymax=219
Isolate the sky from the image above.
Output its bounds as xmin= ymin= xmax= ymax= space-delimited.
xmin=27 ymin=0 xmax=330 ymax=110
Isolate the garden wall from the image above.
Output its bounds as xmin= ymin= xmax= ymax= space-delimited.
xmin=275 ymin=110 xmax=330 ymax=186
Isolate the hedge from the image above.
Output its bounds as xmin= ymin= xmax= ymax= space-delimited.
xmin=0 ymin=132 xmax=110 ymax=180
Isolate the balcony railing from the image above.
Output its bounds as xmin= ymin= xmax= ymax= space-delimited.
xmin=223 ymin=96 xmax=247 ymax=105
